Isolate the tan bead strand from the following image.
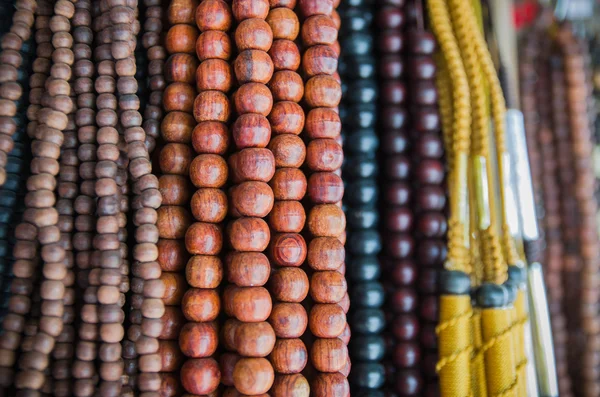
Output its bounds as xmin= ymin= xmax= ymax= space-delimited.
xmin=298 ymin=0 xmax=349 ymax=395
xmin=0 ymin=0 xmax=38 ymax=186
xmin=0 ymin=0 xmax=51 ymax=388
xmin=12 ymin=0 xmax=76 ymax=393
xmin=262 ymin=2 xmax=312 ymax=396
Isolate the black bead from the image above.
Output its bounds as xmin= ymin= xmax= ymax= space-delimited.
xmin=350 ymin=281 xmax=385 ymax=308
xmin=346 ymin=129 xmax=379 ymax=154
xmin=340 ymin=7 xmax=373 ymax=33
xmin=350 ymin=363 xmax=386 ymax=389
xmin=347 ymin=229 xmax=382 ymax=256
xmin=341 ymin=32 xmax=373 ymax=56
xmin=345 ymin=79 xmax=378 ymax=104
xmin=347 ymin=255 xmax=381 ymax=282
xmin=476 ymin=283 xmax=509 ymax=308
xmin=339 ymin=55 xmax=376 ymax=79
xmin=350 ymin=308 xmax=386 ymax=334
xmin=346 ymin=207 xmax=379 ymax=229
xmin=343 ymin=103 xmax=377 ymax=128
xmin=349 ymin=335 xmax=386 ymax=361
xmin=346 ymin=179 xmax=378 ymax=206
xmin=439 ymin=270 xmax=470 ymax=295
xmin=343 ymin=155 xmax=378 ymax=179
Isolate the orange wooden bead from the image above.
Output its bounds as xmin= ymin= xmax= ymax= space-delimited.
xmin=298 ymin=0 xmax=333 ymax=17
xmin=307 ymin=237 xmax=344 ymax=270
xmin=269 ymin=168 xmax=307 ymax=200
xmin=163 ymin=82 xmax=196 ymax=113
xmin=268 ymin=101 xmax=304 ymax=135
xmin=310 ymin=271 xmax=347 ymax=303
xmin=193 ymin=90 xmax=231 ymax=122
xmin=235 ymin=19 xmax=273 ymax=52
xmin=309 ymin=303 xmax=346 ymax=338
xmin=266 ymin=7 xmax=299 ymax=40
xmin=159 ymin=340 xmax=185 ymax=371
xmin=160 ymin=142 xmax=194 ymax=175
xmin=159 ymin=306 xmax=185 ymax=340
xmin=269 ymin=71 xmax=304 ymax=102
xmin=304 ymin=75 xmax=342 ymax=108
xmin=180 ymin=358 xmax=221 ymax=395
xmin=229 ymin=181 xmax=274 ymax=218
xmin=307 ymin=172 xmax=344 ymax=204
xmin=235 ymin=321 xmax=276 ymax=357
xmin=308 ymin=204 xmax=346 ymax=237
xmin=235 ymin=82 xmax=273 ymax=116
xmin=196 ymin=58 xmax=233 ymax=92
xmin=227 ymin=217 xmax=270 ymax=252
xmin=228 ymin=286 xmax=272 ymax=322
xmin=234 ymin=50 xmax=274 ymax=84
xmin=269 ymin=39 xmax=301 ymax=71
xmin=269 ymin=338 xmax=308 ymax=374
xmin=268 ymin=302 xmax=307 ymax=338
xmin=232 ymin=113 xmax=272 ymax=149
xmin=220 ymin=352 xmax=241 ymax=386
xmin=179 ymin=321 xmax=219 ymax=358
xmin=166 ymin=24 xmax=199 ymax=54
xmin=306 ymin=139 xmax=343 ymax=172
xmin=311 ymin=373 xmax=349 ymax=397
xmin=233 ymin=358 xmax=274 ymax=395
xmin=301 ymin=15 xmax=337 ymax=46
xmin=269 ymin=134 xmax=305 ymax=168
xmin=189 ymin=154 xmax=228 ymax=188
xmin=158 ymin=238 xmax=189 ymax=272
xmin=161 ymin=272 xmax=187 ymax=305
xmin=302 ymin=45 xmax=337 ymax=77
xmin=223 ymin=318 xmax=241 ymax=350
xmin=159 ymin=174 xmax=192 ymax=206
xmin=168 ymin=0 xmax=198 ymax=24
xmin=268 ymin=267 xmax=308 ymax=303
xmin=310 ymin=338 xmax=348 ymax=373
xmin=196 ymin=0 xmax=233 ymax=32
xmin=182 ymin=288 xmax=221 ymax=322
xmin=271 ymin=373 xmax=310 ymax=397
xmin=190 ymin=188 xmax=228 ymax=223
xmin=161 ymin=111 xmax=195 ymax=143
xmin=269 ymin=233 xmax=307 ymax=267
xmin=166 ymin=53 xmax=199 ymax=84
xmin=305 ymin=108 xmax=341 ymax=139
xmin=226 ymin=252 xmax=270 ymax=287
xmin=196 ymin=30 xmax=232 ymax=61
xmin=229 ymin=148 xmax=276 ymax=183
xmin=185 ymin=255 xmax=223 ymax=289
xmin=190 ymin=121 xmax=230 ymax=155
xmin=185 ymin=222 xmax=223 ymax=255
xmin=232 ymin=0 xmax=269 ymax=21
xmin=157 ymin=206 xmax=193 ymax=239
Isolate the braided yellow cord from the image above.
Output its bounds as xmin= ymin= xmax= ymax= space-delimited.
xmin=471 ymin=308 xmax=487 ymax=397
xmin=436 ymin=56 xmax=454 ymax=168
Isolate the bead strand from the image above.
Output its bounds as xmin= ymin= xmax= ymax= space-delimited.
xmin=338 ymin=0 xmax=385 ymax=394
xmin=12 ymin=0 xmax=76 ymax=392
xmin=298 ymin=0 xmax=349 ymax=395
xmin=0 ymin=0 xmax=37 ymax=186
xmin=177 ymin=0 xmax=231 ymax=395
xmin=263 ymin=1 xmax=312 ymax=396
xmin=222 ymin=1 xmax=277 ymax=395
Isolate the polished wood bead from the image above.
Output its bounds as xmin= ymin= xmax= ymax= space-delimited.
xmin=160 ymin=372 xmax=183 ymax=397
xmin=226 ymin=252 xmax=270 ymax=287
xmin=307 ymin=236 xmax=344 ymax=270
xmin=162 ymin=111 xmax=195 ymax=143
xmin=235 ymin=321 xmax=276 ymax=357
xmin=271 ymin=373 xmax=310 ymax=397
xmin=161 ymin=272 xmax=187 ymax=305
xmin=158 ymin=238 xmax=190 ymax=272
xmin=220 ymin=352 xmax=241 ymax=386
xmin=266 ymin=7 xmax=299 ymax=40
xmin=268 ymin=267 xmax=308 ymax=302
xmin=182 ymin=288 xmax=221 ymax=322
xmin=234 ymin=50 xmax=274 ymax=84
xmin=179 ymin=321 xmax=219 ymax=358
xmin=310 ymin=271 xmax=346 ymax=303
xmin=308 ymin=204 xmax=345 ymax=237
xmin=196 ymin=30 xmax=233 ymax=61
xmin=302 ymin=45 xmax=337 ymax=77
xmin=232 ymin=0 xmax=270 ymax=21
xmin=166 ymin=53 xmax=199 ymax=84
xmin=196 ymin=0 xmax=233 ymax=32
xmin=268 ymin=101 xmax=304 ymax=135
xmin=309 ymin=303 xmax=346 ymax=338
xmin=227 ymin=286 xmax=272 ymax=322
xmin=159 ymin=340 xmax=185 ymax=371
xmin=270 ymin=338 xmax=307 ymax=374
xmin=229 ymin=181 xmax=274 ymax=218
xmin=196 ymin=58 xmax=233 ymax=92
xmin=157 ymin=206 xmax=193 ymax=239
xmin=163 ymin=82 xmax=196 ymax=113
xmin=160 ymin=175 xmax=192 ymax=206
xmin=189 ymin=188 xmax=227 ymax=223
xmin=310 ymin=338 xmax=347 ymax=373
xmin=268 ymin=302 xmax=307 ymax=338
xmin=307 ymin=172 xmax=343 ymax=204
xmin=233 ymin=113 xmax=272 ymax=148
xmin=305 ymin=108 xmax=341 ymax=139
xmin=311 ymin=373 xmax=350 ymax=397
xmin=227 ymin=217 xmax=270 ymax=252
xmin=186 ymin=255 xmax=223 ymax=289
xmin=302 ymin=15 xmax=337 ymax=46
xmin=306 ymin=139 xmax=343 ymax=172
xmin=270 ymin=168 xmax=307 ymax=200
xmin=223 ymin=317 xmax=241 ymax=350
xmin=193 ymin=90 xmax=231 ymax=122
xmin=269 ymin=232 xmax=307 ymax=267
xmin=229 ymin=148 xmax=276 ymax=183
xmin=233 ymin=358 xmax=274 ymax=395
xmin=235 ymin=82 xmax=273 ymax=116
xmin=180 ymin=358 xmax=221 ymax=395
xmin=160 ymin=142 xmax=194 ymax=175
xmin=269 ymin=39 xmax=301 ymax=71
xmin=189 ymin=154 xmax=228 ymax=188
xmin=269 ymin=134 xmax=305 ymax=168
xmin=159 ymin=307 xmax=186 ymax=340
xmin=235 ymin=19 xmax=273 ymax=52
xmin=168 ymin=0 xmax=199 ymax=24
xmin=185 ymin=222 xmax=223 ymax=255
xmin=304 ymin=75 xmax=342 ymax=108
xmin=166 ymin=24 xmax=199 ymax=54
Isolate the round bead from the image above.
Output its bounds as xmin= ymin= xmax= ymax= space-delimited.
xmin=166 ymin=24 xmax=198 ymax=54
xmin=270 ymin=168 xmax=307 ymax=200
xmin=193 ymin=90 xmax=231 ymax=122
xmin=226 ymin=252 xmax=270 ymax=287
xmin=266 ymin=7 xmax=299 ymax=40
xmin=269 ymin=267 xmax=309 ymax=302
xmin=166 ymin=53 xmax=199 ymax=84
xmin=180 ymin=358 xmax=220 ymax=395
xmin=157 ymin=206 xmax=192 ymax=239
xmin=189 ymin=154 xmax=228 ymax=188
xmin=235 ymin=321 xmax=276 ymax=357
xmin=229 ymin=181 xmax=274 ymax=218
xmin=310 ymin=271 xmax=347 ymax=303
xmin=235 ymin=82 xmax=273 ymax=116
xmin=196 ymin=30 xmax=232 ymax=61
xmin=235 ymin=18 xmax=273 ymax=52
xmin=233 ymin=358 xmax=274 ymax=395
xmin=268 ymin=101 xmax=304 ymax=135
xmin=269 ymin=302 xmax=307 ymax=338
xmin=302 ymin=15 xmax=337 ymax=46
xmin=196 ymin=58 xmax=233 ymax=92
xmin=233 ymin=113 xmax=271 ymax=148
xmin=227 ymin=217 xmax=270 ymax=252
xmin=191 ymin=188 xmax=228 ymax=223
xmin=181 ymin=288 xmax=220 ymax=322
xmin=179 ymin=322 xmax=219 ymax=358
xmin=270 ymin=338 xmax=307 ymax=374
xmin=234 ymin=50 xmax=274 ymax=84
xmin=196 ymin=0 xmax=233 ymax=31
xmin=308 ymin=204 xmax=345 ymax=237
xmin=304 ymin=75 xmax=341 ymax=108
xmin=186 ymin=255 xmax=223 ymax=289
xmin=310 ymin=338 xmax=347 ymax=373
xmin=191 ymin=121 xmax=229 ymax=154
xmin=309 ymin=303 xmax=346 ymax=338
xmin=185 ymin=222 xmax=223 ymax=255
xmin=228 ymin=286 xmax=272 ymax=322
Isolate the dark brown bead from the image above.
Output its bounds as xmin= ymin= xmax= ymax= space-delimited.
xmin=163 ymin=82 xmax=196 ymax=113
xmin=158 ymin=239 xmax=189 ymax=272
xmin=159 ymin=307 xmax=185 ymax=340
xmin=168 ymin=0 xmax=199 ymax=24
xmin=158 ymin=340 xmax=185 ymax=371
xmin=166 ymin=53 xmax=199 ymax=84
xmin=157 ymin=206 xmax=192 ymax=239
xmin=161 ymin=111 xmax=195 ymax=143
xmin=159 ymin=175 xmax=192 ymax=206
xmin=161 ymin=272 xmax=187 ymax=305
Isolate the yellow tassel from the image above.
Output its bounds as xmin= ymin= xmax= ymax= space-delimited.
xmin=437 ymin=295 xmax=473 ymax=397
xmin=471 ymin=307 xmax=487 ymax=397
xmin=481 ymin=307 xmax=518 ymax=397
xmin=513 ymin=290 xmax=528 ymax=396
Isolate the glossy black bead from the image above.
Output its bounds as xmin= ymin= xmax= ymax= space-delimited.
xmin=477 ymin=283 xmax=509 ymax=308
xmin=341 ymin=32 xmax=373 ymax=56
xmin=408 ymin=56 xmax=436 ymax=79
xmin=343 ymin=103 xmax=377 ymax=128
xmin=350 ymin=281 xmax=385 ymax=308
xmin=346 ymin=207 xmax=379 ymax=229
xmin=347 ymin=229 xmax=382 ymax=256
xmin=391 ymin=314 xmax=419 ymax=341
xmin=415 ymin=186 xmax=446 ymax=211
xmin=440 ymin=270 xmax=471 ymax=295
xmin=380 ymin=106 xmax=408 ymax=129
xmin=384 ymin=182 xmax=411 ymax=206
xmin=343 ymin=155 xmax=378 ymax=179
xmin=340 ymin=7 xmax=373 ymax=33
xmin=350 ymin=363 xmax=386 ymax=389
xmin=339 ymin=55 xmax=376 ymax=79
xmin=345 ymin=79 xmax=378 ymax=104
xmin=347 ymin=255 xmax=381 ymax=282
xmin=350 ymin=308 xmax=386 ymax=334
xmin=346 ymin=179 xmax=378 ymax=206
xmin=416 ymin=239 xmax=446 ymax=266
xmin=3 ymin=174 xmax=20 ymax=192
xmin=346 ymin=129 xmax=379 ymax=154
xmin=349 ymin=335 xmax=386 ymax=361
xmin=379 ymin=55 xmax=404 ymax=79
xmin=418 ymin=268 xmax=438 ymax=294
xmin=395 ymin=369 xmax=422 ymax=396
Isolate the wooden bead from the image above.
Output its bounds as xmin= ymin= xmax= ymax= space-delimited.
xmin=233 ymin=358 xmax=274 ymax=395
xmin=192 ymin=121 xmax=230 ymax=154
xmin=196 ymin=30 xmax=232 ymax=61
xmin=232 ymin=0 xmax=269 ymax=21
xmin=308 ymin=204 xmax=345 ymax=237
xmin=162 ymin=111 xmax=195 ymax=143
xmin=227 ymin=217 xmax=270 ymax=252
xmin=163 ymin=82 xmax=196 ymax=113
xmin=310 ymin=271 xmax=346 ymax=303
xmin=311 ymin=373 xmax=349 ymax=397
xmin=229 ymin=181 xmax=274 ymax=218
xmin=158 ymin=340 xmax=185 ymax=371
xmin=270 ymin=168 xmax=307 ymax=200
xmin=229 ymin=148 xmax=276 ymax=183
xmin=266 ymin=8 xmax=299 ymax=41
xmin=196 ymin=58 xmax=233 ymax=92
xmin=179 ymin=322 xmax=219 ymax=357
xmin=307 ymin=172 xmax=343 ymax=204
xmin=235 ymin=19 xmax=273 ymax=52
xmin=309 ymin=303 xmax=345 ymax=338
xmin=166 ymin=24 xmax=199 ymax=54
xmin=298 ymin=0 xmax=333 ymax=18
xmin=305 ymin=108 xmax=341 ymax=139
xmin=226 ymin=252 xmax=270 ymax=287
xmin=269 ymin=39 xmax=301 ymax=71
xmin=159 ymin=175 xmax=192 ymax=206
xmin=193 ymin=90 xmax=231 ymax=122
xmin=302 ymin=45 xmax=337 ymax=77
xmin=180 ymin=358 xmax=220 ymax=395
xmin=157 ymin=206 xmax=193 ymax=239
xmin=161 ymin=272 xmax=187 ymax=305
xmin=268 ymin=101 xmax=304 ymax=135
xmin=228 ymin=286 xmax=272 ymax=322
xmin=271 ymin=374 xmax=310 ymax=397
xmin=160 ymin=143 xmax=194 ymax=175
xmin=220 ymin=352 xmax=241 ymax=386
xmin=269 ymin=233 xmax=307 ymax=267
xmin=160 ymin=307 xmax=185 ymax=340
xmin=185 ymin=222 xmax=223 ymax=255
xmin=301 ymin=15 xmax=337 ymax=46
xmin=233 ymin=113 xmax=272 ymax=149
xmin=235 ymin=321 xmax=276 ymax=357
xmin=182 ymin=288 xmax=221 ymax=322
xmin=166 ymin=53 xmax=199 ymax=84
xmin=310 ymin=338 xmax=347 ymax=373
xmin=269 ymin=71 xmax=303 ymax=102
xmin=269 ymin=338 xmax=307 ymax=374
xmin=304 ymin=75 xmax=341 ymax=108
xmin=235 ymin=82 xmax=273 ymax=116
xmin=268 ymin=267 xmax=308 ymax=302
xmin=306 ymin=139 xmax=343 ymax=171
xmin=185 ymin=255 xmax=223 ymax=289
xmin=269 ymin=134 xmax=305 ymax=168
xmin=234 ymin=50 xmax=274 ymax=84
xmin=307 ymin=237 xmax=344 ymax=270
xmin=158 ymin=239 xmax=189 ymax=272
xmin=196 ymin=0 xmax=233 ymax=32
xmin=191 ymin=188 xmax=228 ymax=223
xmin=223 ymin=318 xmax=241 ymax=350
xmin=189 ymin=154 xmax=228 ymax=188
xmin=268 ymin=303 xmax=307 ymax=338
xmin=168 ymin=0 xmax=198 ymax=24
